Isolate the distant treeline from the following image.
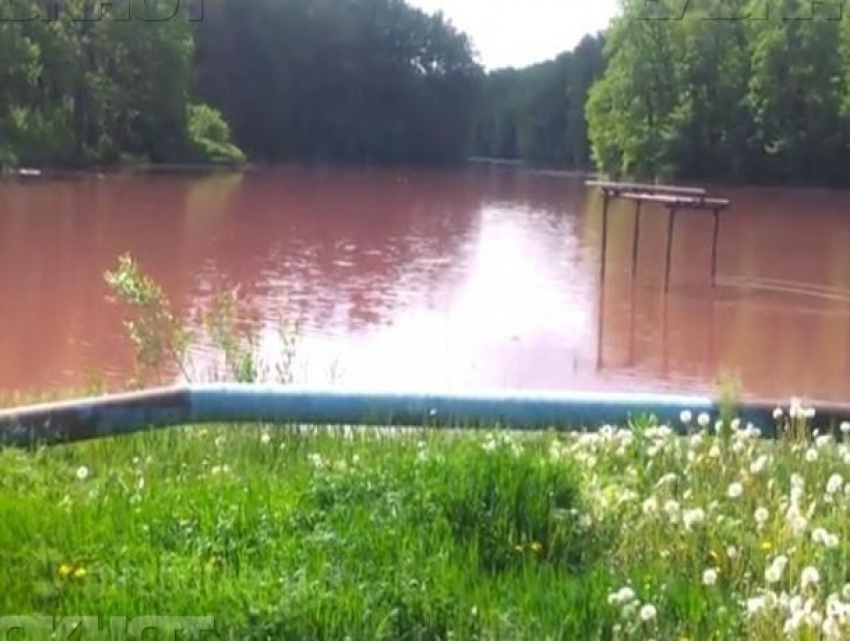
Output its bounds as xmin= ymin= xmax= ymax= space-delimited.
xmin=3 ymin=0 xmax=850 ymax=184
xmin=470 ymin=36 xmax=605 ymax=169
xmin=0 ymin=0 xmax=481 ymax=167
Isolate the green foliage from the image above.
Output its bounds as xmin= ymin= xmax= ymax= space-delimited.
xmin=105 ymin=254 xmax=299 ymax=387
xmin=0 ymin=406 xmax=847 ymax=638
xmin=0 ymin=428 xmax=608 ymax=638
xmin=472 ymin=35 xmax=605 ymax=168
xmin=104 ymin=254 xmax=191 ymax=385
xmin=187 ymin=104 xmax=246 ymax=165
xmin=194 ymin=0 xmax=483 ymax=163
xmin=587 ymin=0 xmax=850 ymax=184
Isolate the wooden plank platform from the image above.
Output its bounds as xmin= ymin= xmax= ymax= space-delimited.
xmin=586 ymin=180 xmax=732 ymax=292
xmin=617 ymin=192 xmax=730 ymax=210
xmin=586 ymin=180 xmax=706 ymax=197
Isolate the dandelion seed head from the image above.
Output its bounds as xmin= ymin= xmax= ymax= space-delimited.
xmin=697 ymin=412 xmax=710 ymax=428
xmin=683 ymin=508 xmax=705 ymax=530
xmin=754 ymin=507 xmax=769 ymax=526
xmin=75 ymin=466 xmax=89 ymax=481
xmin=703 ymin=568 xmax=718 ymax=586
xmin=642 ymin=497 xmax=658 ymax=515
xmin=727 ymin=482 xmax=743 ymax=499
xmin=750 ymin=455 xmax=769 ymax=475
xmin=680 ymin=410 xmax=693 ymax=424
xmin=639 ymin=603 xmax=657 ymax=622
xmin=827 ymin=474 xmax=844 ymax=495
xmin=801 ymin=566 xmax=821 ymax=590
xmin=765 ymin=564 xmax=783 ymax=584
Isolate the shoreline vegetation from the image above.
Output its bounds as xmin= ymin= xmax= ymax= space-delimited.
xmin=4 ymin=1 xmax=850 ymax=187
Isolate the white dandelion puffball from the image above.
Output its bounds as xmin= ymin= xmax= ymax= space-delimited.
xmin=703 ymin=568 xmax=718 ymax=586
xmin=639 ymin=604 xmax=657 ymax=622
xmin=801 ymin=566 xmax=821 ymax=590
xmin=75 ymin=466 xmax=90 ymax=481
xmin=680 ymin=410 xmax=693 ymax=424
xmin=727 ymin=482 xmax=744 ymax=499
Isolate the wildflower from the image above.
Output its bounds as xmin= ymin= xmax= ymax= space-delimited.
xmin=827 ymin=474 xmax=844 ymax=495
xmin=760 ymin=541 xmax=773 ymax=553
xmin=817 ymin=434 xmax=833 ymax=448
xmin=683 ymin=508 xmax=705 ymax=530
xmin=58 ymin=564 xmax=74 ymax=579
xmin=813 ymin=528 xmax=829 ymax=544
xmin=608 ymin=586 xmax=636 ymax=605
xmin=708 ymin=445 xmax=721 ymax=459
xmin=656 ymin=473 xmax=678 ymax=488
xmin=750 ymin=455 xmax=769 ymax=475
xmin=703 ymin=568 xmax=718 ymax=586
xmin=664 ymin=500 xmax=681 ymax=522
xmin=773 ymin=407 xmax=784 ymax=420
xmin=73 ymin=567 xmax=87 ymax=579
xmin=640 ymin=604 xmax=658 ymax=622
xmin=697 ymin=413 xmax=710 ymax=428
xmin=765 ymin=564 xmax=783 ymax=584
xmin=747 ymin=595 xmax=768 ymax=616
xmin=514 ymin=544 xmax=524 ymax=553
xmin=680 ymin=410 xmax=693 ymax=424
xmin=755 ymin=507 xmax=769 ymax=527
xmin=727 ymin=482 xmax=743 ymax=499
xmin=260 ymin=432 xmax=271 ymax=445
xmin=727 ymin=545 xmax=738 ymax=559
xmin=308 ymin=453 xmax=326 ymax=470
xmin=841 ymin=422 xmax=850 ymax=435
xmin=642 ymin=497 xmax=658 ymax=515
xmin=801 ymin=567 xmax=821 ymax=590
xmin=75 ymin=466 xmax=89 ymax=481
xmin=806 ymin=449 xmax=819 ymax=463
xmin=530 ymin=542 xmax=544 ymax=555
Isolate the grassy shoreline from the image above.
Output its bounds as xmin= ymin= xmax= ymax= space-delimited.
xmin=2 ymin=409 xmax=850 ymax=639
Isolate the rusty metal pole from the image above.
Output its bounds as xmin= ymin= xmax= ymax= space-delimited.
xmin=711 ymin=207 xmax=721 ymax=288
xmin=600 ymin=191 xmax=610 ymax=286
xmin=665 ymin=207 xmax=677 ymax=292
xmin=631 ymin=200 xmax=643 ymax=281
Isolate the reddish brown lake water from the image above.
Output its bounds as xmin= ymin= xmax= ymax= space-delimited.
xmin=2 ymin=166 xmax=850 ymax=403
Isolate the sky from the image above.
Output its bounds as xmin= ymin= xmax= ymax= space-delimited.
xmin=408 ymin=0 xmax=619 ymax=70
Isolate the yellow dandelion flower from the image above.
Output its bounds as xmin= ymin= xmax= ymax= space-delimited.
xmin=514 ymin=544 xmax=524 ymax=553
xmin=530 ymin=542 xmax=544 ymax=555
xmin=72 ymin=566 xmax=87 ymax=579
xmin=58 ymin=563 xmax=74 ymax=579
xmin=760 ymin=541 xmax=773 ymax=552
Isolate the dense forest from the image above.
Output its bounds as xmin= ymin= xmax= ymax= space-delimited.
xmin=471 ymin=35 xmax=605 ymax=169
xmin=587 ymin=0 xmax=850 ymax=185
xmin=3 ymin=0 xmax=850 ymax=185
xmin=0 ymin=0 xmax=482 ymax=167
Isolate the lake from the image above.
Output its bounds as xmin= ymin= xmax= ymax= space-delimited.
xmin=2 ymin=166 xmax=850 ymax=403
